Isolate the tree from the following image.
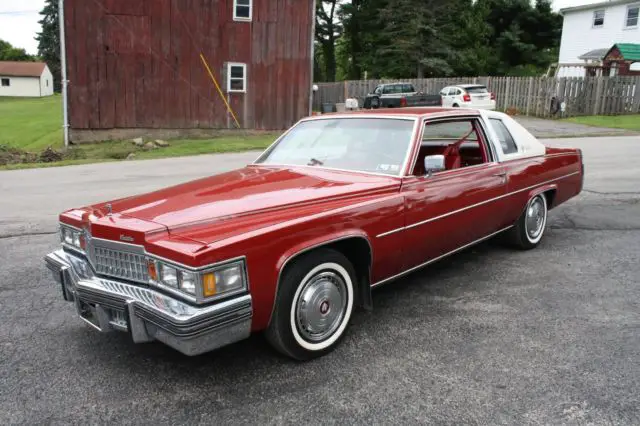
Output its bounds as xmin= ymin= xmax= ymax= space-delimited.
xmin=36 ymin=0 xmax=61 ymax=92
xmin=315 ymin=0 xmax=342 ymax=82
xmin=0 ymin=40 xmax=34 ymax=62
xmin=322 ymin=0 xmax=563 ymax=80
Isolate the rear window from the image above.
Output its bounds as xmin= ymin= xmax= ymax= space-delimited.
xmin=465 ymin=86 xmax=489 ymax=94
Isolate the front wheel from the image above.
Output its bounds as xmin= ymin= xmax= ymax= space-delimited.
xmin=266 ymin=248 xmax=356 ymax=361
xmin=507 ymin=193 xmax=548 ymax=250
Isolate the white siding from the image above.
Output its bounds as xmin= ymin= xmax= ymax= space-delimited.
xmin=40 ymin=66 xmax=54 ymax=97
xmin=0 ymin=76 xmax=43 ymax=97
xmin=558 ymin=2 xmax=640 ymax=77
xmin=0 ymin=65 xmax=54 ymax=97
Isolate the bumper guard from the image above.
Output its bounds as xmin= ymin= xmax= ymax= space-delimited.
xmin=44 ymin=249 xmax=252 ymax=356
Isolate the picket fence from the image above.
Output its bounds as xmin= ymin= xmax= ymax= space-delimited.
xmin=312 ymin=76 xmax=640 ymax=118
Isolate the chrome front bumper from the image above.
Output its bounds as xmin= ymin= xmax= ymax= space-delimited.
xmin=44 ymin=249 xmax=252 ymax=356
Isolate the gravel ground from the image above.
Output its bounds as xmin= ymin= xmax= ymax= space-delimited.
xmin=1 ymin=135 xmax=639 ymax=425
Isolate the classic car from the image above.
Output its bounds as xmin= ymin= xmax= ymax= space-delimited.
xmin=45 ymin=108 xmax=584 ymax=361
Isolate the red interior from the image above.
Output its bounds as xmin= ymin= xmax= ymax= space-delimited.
xmin=412 ymin=120 xmax=489 ymax=176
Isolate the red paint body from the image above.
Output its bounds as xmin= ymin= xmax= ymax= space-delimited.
xmin=63 ymin=0 xmax=314 ymax=132
xmin=59 ymin=109 xmax=584 ymax=332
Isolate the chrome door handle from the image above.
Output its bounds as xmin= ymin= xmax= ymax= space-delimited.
xmin=493 ymin=172 xmax=507 ymax=182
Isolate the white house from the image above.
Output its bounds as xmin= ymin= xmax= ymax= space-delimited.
xmin=558 ymin=0 xmax=640 ymax=77
xmin=0 ymin=61 xmax=54 ymax=97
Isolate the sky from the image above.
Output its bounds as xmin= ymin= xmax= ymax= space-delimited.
xmin=0 ymin=0 xmax=605 ymax=55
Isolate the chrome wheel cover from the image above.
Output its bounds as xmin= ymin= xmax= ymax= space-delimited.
xmin=295 ymin=271 xmax=347 ymax=343
xmin=525 ymin=196 xmax=546 ymax=240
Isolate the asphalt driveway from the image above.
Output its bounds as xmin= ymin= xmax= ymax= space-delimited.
xmin=1 ymin=136 xmax=639 ymax=425
xmin=514 ymin=116 xmax=638 ymax=138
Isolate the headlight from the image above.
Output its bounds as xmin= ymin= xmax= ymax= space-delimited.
xmin=204 ymin=263 xmax=244 ymax=297
xmin=60 ymin=224 xmax=85 ymax=253
xmin=149 ymin=258 xmax=247 ymax=302
xmin=158 ymin=264 xmax=179 ymax=288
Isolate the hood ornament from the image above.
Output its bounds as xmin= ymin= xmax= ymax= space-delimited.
xmin=105 ymin=203 xmax=112 ymax=216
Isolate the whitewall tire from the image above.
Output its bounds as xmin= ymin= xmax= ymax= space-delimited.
xmin=507 ymin=193 xmax=549 ymax=250
xmin=266 ymin=248 xmax=356 ymax=361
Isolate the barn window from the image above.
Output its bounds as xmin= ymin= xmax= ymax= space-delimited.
xmin=1 ymin=78 xmax=9 ymax=87
xmin=227 ymin=63 xmax=247 ymax=93
xmin=233 ymin=0 xmax=252 ymax=21
xmin=592 ymin=10 xmax=605 ymax=27
xmin=626 ymin=5 xmax=639 ymax=28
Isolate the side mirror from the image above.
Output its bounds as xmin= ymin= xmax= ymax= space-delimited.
xmin=424 ymin=155 xmax=445 ymax=176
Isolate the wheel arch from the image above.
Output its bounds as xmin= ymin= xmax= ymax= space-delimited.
xmin=527 ymin=184 xmax=558 ymax=210
xmin=268 ymin=233 xmax=374 ymax=327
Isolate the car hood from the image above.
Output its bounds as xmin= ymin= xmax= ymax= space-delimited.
xmin=87 ymin=165 xmax=400 ymax=245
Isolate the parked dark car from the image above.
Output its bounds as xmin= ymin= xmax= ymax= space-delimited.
xmin=363 ymin=83 xmax=442 ymax=109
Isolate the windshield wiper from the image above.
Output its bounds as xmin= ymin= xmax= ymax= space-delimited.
xmin=308 ymin=158 xmax=324 ymax=166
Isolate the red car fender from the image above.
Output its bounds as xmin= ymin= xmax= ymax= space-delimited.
xmin=265 ymin=230 xmax=374 ymax=326
xmin=275 ymin=230 xmax=373 ymax=273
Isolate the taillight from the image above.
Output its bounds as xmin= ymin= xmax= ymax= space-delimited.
xmin=400 ymin=97 xmax=407 ymax=107
xmin=463 ymin=93 xmax=471 ymax=102
xmin=490 ymin=92 xmax=496 ymax=100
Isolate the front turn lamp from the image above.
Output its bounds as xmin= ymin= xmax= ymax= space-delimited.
xmin=149 ymin=259 xmax=247 ymax=302
xmin=203 ymin=263 xmax=245 ymax=299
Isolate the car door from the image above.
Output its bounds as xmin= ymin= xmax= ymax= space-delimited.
xmin=399 ymin=116 xmax=509 ymax=270
xmin=440 ymin=87 xmax=451 ymax=107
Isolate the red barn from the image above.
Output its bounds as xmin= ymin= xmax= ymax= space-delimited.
xmin=62 ymin=0 xmax=315 ymax=142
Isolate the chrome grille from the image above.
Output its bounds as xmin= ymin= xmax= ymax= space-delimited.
xmin=92 ymin=245 xmax=149 ymax=283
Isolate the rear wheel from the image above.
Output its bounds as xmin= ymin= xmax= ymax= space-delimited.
xmin=452 ymin=103 xmax=460 ymax=108
xmin=506 ymin=194 xmax=548 ymax=250
xmin=266 ymin=248 xmax=356 ymax=361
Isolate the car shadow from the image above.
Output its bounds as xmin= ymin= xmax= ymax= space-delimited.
xmin=71 ymin=237 xmax=516 ymax=378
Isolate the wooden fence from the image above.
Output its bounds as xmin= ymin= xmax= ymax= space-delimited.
xmin=312 ymin=76 xmax=640 ymax=118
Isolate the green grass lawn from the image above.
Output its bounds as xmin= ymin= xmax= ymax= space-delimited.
xmin=0 ymin=95 xmax=64 ymax=151
xmin=0 ymin=95 xmax=280 ymax=170
xmin=562 ymin=115 xmax=640 ymax=131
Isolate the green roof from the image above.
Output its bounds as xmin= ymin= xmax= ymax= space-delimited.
xmin=611 ymin=43 xmax=640 ymax=61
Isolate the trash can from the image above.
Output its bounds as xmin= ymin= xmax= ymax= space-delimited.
xmin=321 ymin=103 xmax=337 ymax=114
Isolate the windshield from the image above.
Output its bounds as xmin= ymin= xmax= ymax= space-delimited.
xmin=255 ymin=118 xmax=416 ymax=176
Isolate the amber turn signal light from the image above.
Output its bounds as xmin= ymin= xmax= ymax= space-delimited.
xmin=203 ymin=273 xmax=217 ymax=297
xmin=147 ymin=260 xmax=158 ymax=281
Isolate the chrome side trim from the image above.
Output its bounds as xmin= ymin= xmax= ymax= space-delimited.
xmin=376 ymin=171 xmax=580 ymax=238
xmin=371 ymin=225 xmax=513 ymax=288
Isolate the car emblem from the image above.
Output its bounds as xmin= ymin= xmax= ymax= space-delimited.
xmin=120 ymin=234 xmax=135 ymax=243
